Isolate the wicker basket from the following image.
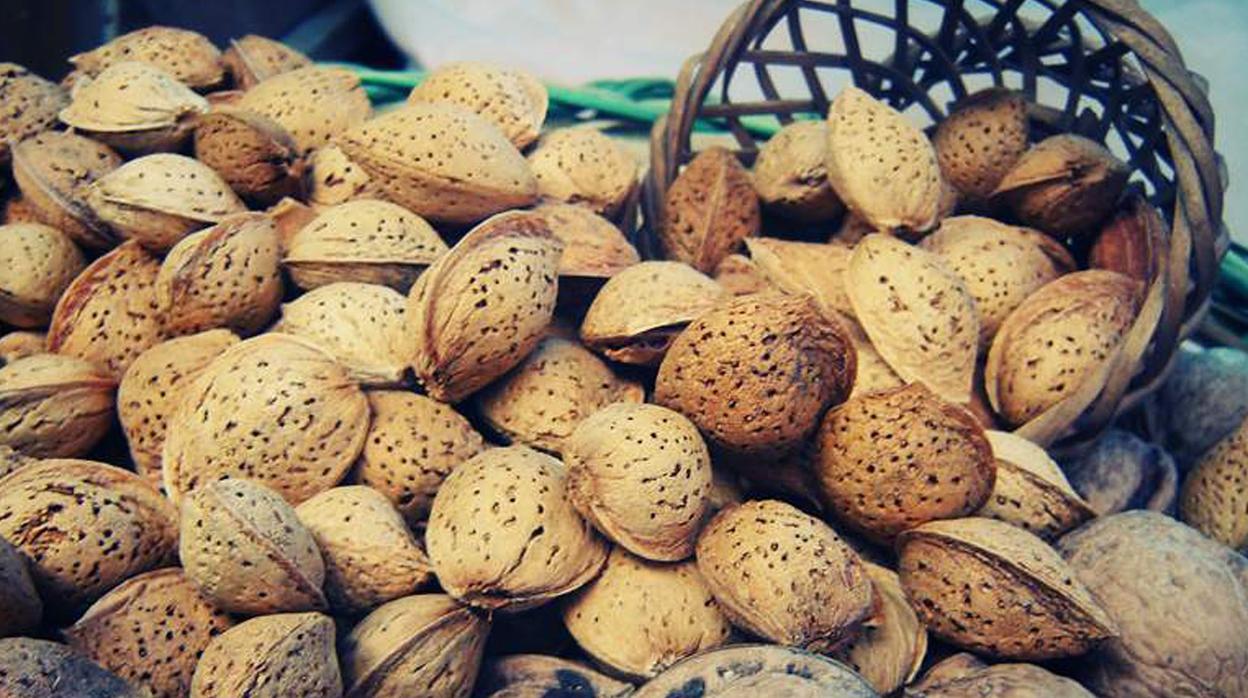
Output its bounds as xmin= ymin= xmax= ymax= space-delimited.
xmin=643 ymin=0 xmax=1227 ymax=448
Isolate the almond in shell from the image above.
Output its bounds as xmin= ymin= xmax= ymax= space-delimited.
xmin=59 ymin=61 xmax=209 ymax=155
xmin=307 ymin=144 xmax=379 ymax=207
xmin=222 ymin=35 xmax=312 ymax=90
xmin=745 ymin=236 xmax=853 ymax=316
xmin=712 ymin=253 xmax=772 ymax=296
xmin=476 ymin=654 xmax=633 ymax=698
xmin=0 ymin=445 xmax=36 ymax=481
xmin=1180 ymin=412 xmax=1248 ymax=550
xmin=933 ymin=89 xmax=1029 ymax=203
xmin=1064 ymin=429 xmax=1179 ymax=516
xmin=1089 ymin=194 xmax=1163 ymax=283
xmin=833 ymin=562 xmax=927 ymax=695
xmin=660 ymin=146 xmax=759 ymax=273
xmin=993 ymin=134 xmax=1130 ymax=238
xmin=277 ymin=281 xmax=410 ymax=386
xmin=634 ymin=644 xmax=877 ymax=698
xmin=0 ymin=331 xmax=45 ymax=364
xmin=0 ymin=63 xmax=68 ymax=170
xmin=193 ymin=106 xmax=306 ymax=205
xmin=535 ymin=202 xmax=639 ymax=278
xmin=0 ymin=538 xmax=41 ymax=637
xmin=752 ymin=120 xmax=843 ymax=222
xmin=408 ymin=61 xmax=547 ymax=149
xmin=843 ymin=317 xmax=903 ymax=398
xmin=191 ymin=612 xmax=341 ymax=698
xmin=908 ymin=662 xmax=1095 ymax=697
xmin=1 ymin=195 xmax=42 ymax=225
xmin=0 ymin=222 xmax=86 ymax=327
xmin=528 ymin=125 xmax=637 ymax=219
xmin=0 ymin=353 xmax=115 ymax=458
xmin=69 ymin=26 xmax=224 ymax=90
xmin=980 ymin=430 xmax=1094 ymax=539
xmin=237 ymin=66 xmax=371 ymax=155
xmin=11 ymin=131 xmax=123 ymax=250
xmin=0 ymin=638 xmax=144 ymax=698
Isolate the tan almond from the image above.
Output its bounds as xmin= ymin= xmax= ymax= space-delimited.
xmin=307 ymin=144 xmax=381 ymax=208
xmin=0 ymin=445 xmax=36 ymax=480
xmin=277 ymin=281 xmax=409 ymax=386
xmin=0 ymin=222 xmax=86 ymax=327
xmin=476 ymin=655 xmax=633 ymax=698
xmin=0 ymin=538 xmax=41 ymax=637
xmin=408 ymin=61 xmax=547 ymax=149
xmin=237 ymin=66 xmax=371 ymax=155
xmin=908 ymin=662 xmax=1095 ymax=697
xmin=193 ymin=106 xmax=306 ymax=205
xmin=70 ymin=26 xmax=223 ymax=90
xmin=59 ymin=61 xmax=209 ymax=155
xmin=833 ymin=562 xmax=927 ymax=695
xmin=933 ymin=89 xmax=1029 ymax=203
xmin=11 ymin=131 xmax=123 ymax=250
xmin=0 ymin=637 xmax=145 ymax=698
xmin=0 ymin=353 xmax=115 ymax=458
xmin=745 ymin=236 xmax=853 ymax=317
xmin=222 ymin=35 xmax=312 ymax=90
xmin=980 ymin=430 xmax=1095 ymax=539
xmin=843 ymin=316 xmax=903 ymax=398
xmin=634 ymin=644 xmax=878 ymax=698
xmin=529 ymin=125 xmax=638 ymax=219
xmin=659 ymin=146 xmax=759 ymax=272
xmin=0 ymin=63 xmax=68 ymax=170
xmin=191 ymin=612 xmax=341 ymax=698
xmin=753 ymin=120 xmax=843 ymax=222
xmin=994 ymin=134 xmax=1129 ymax=238
xmin=0 ymin=331 xmax=45 ymax=365
xmin=1180 ymin=412 xmax=1248 ymax=550
xmin=712 ymin=253 xmax=772 ymax=296
xmin=535 ymin=202 xmax=639 ymax=278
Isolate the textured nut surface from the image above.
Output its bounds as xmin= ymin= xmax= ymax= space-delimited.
xmin=237 ymin=66 xmax=371 ymax=155
xmin=0 ymin=537 xmax=41 ymax=637
xmin=193 ymin=106 xmax=305 ymax=206
xmin=897 ymin=517 xmax=1117 ymax=660
xmin=696 ymin=499 xmax=874 ymax=652
xmin=842 ymin=316 xmax=903 ymax=398
xmin=634 ymin=644 xmax=878 ymax=698
xmin=655 ymin=291 xmax=856 ymax=457
xmin=0 ymin=331 xmax=46 ymax=365
xmin=426 ymin=446 xmax=609 ymax=611
xmin=278 ymin=282 xmax=410 ymax=386
xmin=1180 ymin=412 xmax=1248 ymax=550
xmin=994 ymin=134 xmax=1130 ymax=238
xmin=528 ymin=125 xmax=637 ymax=219
xmin=1089 ymin=194 xmax=1161 ymax=283
xmin=0 ymin=63 xmax=68 ymax=168
xmin=1161 ymin=346 xmax=1248 ymax=466
xmin=565 ymin=402 xmax=712 ymax=561
xmin=223 ymin=34 xmax=311 ymax=90
xmin=833 ymin=562 xmax=926 ymax=695
xmin=0 ymin=637 xmax=144 ymax=698
xmin=713 ymin=253 xmax=772 ymax=297
xmin=11 ymin=131 xmax=123 ymax=250
xmin=59 ymin=61 xmax=209 ymax=154
xmin=0 ymin=353 xmax=115 ymax=458
xmin=745 ymin=237 xmax=853 ymax=317
xmin=476 ymin=654 xmax=633 ymax=698
xmin=408 ymin=61 xmax=547 ymax=149
xmin=307 ymin=144 xmax=379 ymax=208
xmin=191 ymin=612 xmax=341 ymax=698
xmin=661 ymin=146 xmax=760 ymax=273
xmin=1064 ymin=429 xmax=1178 ymax=516
xmin=933 ymin=89 xmax=1029 ymax=202
xmin=535 ymin=202 xmax=639 ymax=278
xmin=908 ymin=663 xmax=1094 ymax=697
xmin=753 ymin=120 xmax=843 ymax=222
xmin=0 ymin=222 xmax=85 ymax=328
xmin=979 ymin=430 xmax=1094 ymax=539
xmin=162 ymin=333 xmax=370 ymax=505
xmin=179 ymin=478 xmax=327 ymax=614
xmin=69 ymin=26 xmax=223 ymax=89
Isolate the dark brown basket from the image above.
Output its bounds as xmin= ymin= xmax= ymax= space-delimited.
xmin=643 ymin=0 xmax=1227 ymax=448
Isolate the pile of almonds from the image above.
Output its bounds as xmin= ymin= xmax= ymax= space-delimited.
xmin=1 ymin=24 xmax=1246 ymax=698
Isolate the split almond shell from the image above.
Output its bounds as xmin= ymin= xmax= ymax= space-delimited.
xmin=980 ymin=430 xmax=1095 ymax=539
xmin=11 ymin=131 xmax=123 ymax=250
xmin=222 ymin=35 xmax=311 ymax=90
xmin=833 ymin=562 xmax=927 ymax=695
xmin=192 ymin=106 xmax=305 ymax=205
xmin=660 ymin=146 xmax=759 ymax=272
xmin=59 ymin=61 xmax=209 ymax=154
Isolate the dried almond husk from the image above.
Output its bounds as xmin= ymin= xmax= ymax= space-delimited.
xmin=284 ymin=198 xmax=448 ymax=292
xmin=191 ymin=612 xmax=341 ymax=698
xmin=0 ymin=63 xmax=68 ymax=170
xmin=222 ymin=34 xmax=311 ymax=90
xmin=897 ymin=516 xmax=1118 ymax=659
xmin=476 ymin=654 xmax=633 ymax=698
xmin=696 ymin=499 xmax=874 ymax=653
xmin=408 ymin=61 xmax=548 ymax=149
xmin=193 ymin=106 xmax=306 ymax=205
xmin=634 ymin=644 xmax=877 ymax=698
xmin=753 ymin=120 xmax=843 ymax=222
xmin=580 ymin=260 xmax=724 ymax=366
xmin=70 ymin=26 xmax=223 ymax=90
xmin=426 ymin=446 xmax=609 ymax=611
xmin=712 ymin=253 xmax=772 ymax=296
xmin=980 ymin=430 xmax=1094 ymax=539
xmin=237 ymin=66 xmax=371 ymax=155
xmin=277 ymin=282 xmax=409 ymax=386
xmin=833 ymin=562 xmax=927 ymax=695
xmin=745 ymin=236 xmax=853 ymax=316
xmin=307 ymin=143 xmax=380 ymax=207
xmin=59 ymin=61 xmax=210 ymax=155
xmin=0 ymin=637 xmax=145 ymax=698
xmin=0 ymin=538 xmax=41 ymax=637
xmin=0 ymin=353 xmax=114 ymax=458
xmin=0 ymin=331 xmax=45 ymax=365
xmin=993 ymin=134 xmax=1130 ymax=238
xmin=660 ymin=146 xmax=759 ymax=272
xmin=933 ymin=89 xmax=1029 ymax=203
xmin=908 ymin=662 xmax=1094 ymax=697
xmin=846 ymin=233 xmax=979 ymax=403
xmin=529 ymin=125 xmax=638 ymax=219
xmin=407 ymin=210 xmax=561 ymax=402
xmin=535 ymin=202 xmax=639 ymax=278
xmin=0 ymin=222 xmax=85 ymax=327
xmin=11 ymin=131 xmax=123 ymax=250
xmin=1180 ymin=412 xmax=1248 ymax=550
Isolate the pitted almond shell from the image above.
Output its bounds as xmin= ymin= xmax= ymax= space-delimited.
xmin=117 ymin=329 xmax=240 ymax=484
xmin=476 ymin=337 xmax=644 ymax=454
xmin=156 ymin=212 xmax=284 ymax=336
xmin=237 ymin=66 xmax=371 ymax=155
xmin=222 ymin=35 xmax=312 ymax=90
xmin=528 ymin=125 xmax=638 ymax=219
xmin=833 ymin=562 xmax=927 ymax=695
xmin=745 ymin=237 xmax=853 ymax=317
xmin=285 ymin=198 xmax=448 ymax=292
xmin=408 ymin=61 xmax=548 ymax=149
xmin=59 ymin=61 xmax=209 ymax=154
xmin=0 ymin=537 xmax=41 ymax=637
xmin=191 ymin=612 xmax=341 ymax=698
xmin=307 ymin=144 xmax=380 ymax=208
xmin=712 ymin=253 xmax=772 ymax=296
xmin=696 ymin=500 xmax=873 ymax=653
xmin=815 ymin=383 xmax=996 ymax=542
xmin=341 ymin=593 xmax=490 ymax=698
xmin=70 ymin=26 xmax=223 ymax=89
xmin=562 ymin=548 xmax=732 ymax=680
xmin=825 ymin=87 xmax=942 ymax=234
xmin=0 ymin=459 xmax=177 ymax=615
xmin=476 ymin=654 xmax=633 ymax=698
xmin=580 ymin=260 xmax=724 ymax=366
xmin=11 ymin=131 xmax=123 ymax=250
xmin=535 ymin=202 xmax=639 ymax=278
xmin=87 ymin=153 xmax=247 ymax=252
xmin=985 ymin=270 xmax=1142 ymax=426
xmin=65 ymin=567 xmax=234 ymax=698
xmin=634 ymin=644 xmax=878 ymax=698
xmin=655 ymin=290 xmax=856 ymax=457
xmin=847 ymin=233 xmax=979 ymax=403
xmin=295 ymin=485 xmax=433 ymax=614
xmin=179 ymin=478 xmax=327 ymax=614
xmin=48 ymin=240 xmax=168 ymax=379
xmin=752 ymin=120 xmax=843 ymax=222
xmin=842 ymin=316 xmax=903 ymax=398
xmin=993 ymin=134 xmax=1130 ymax=238
xmin=1180 ymin=413 xmax=1248 ymax=550
xmin=980 ymin=430 xmax=1094 ymax=539
xmin=0 ymin=63 xmax=68 ymax=169
xmin=660 ymin=146 xmax=759 ymax=273
xmin=192 ymin=106 xmax=305 ymax=206
xmin=908 ymin=661 xmax=1095 ymax=697
xmin=407 ymin=210 xmax=561 ymax=403
xmin=277 ymin=282 xmax=410 ymax=386
xmin=0 ymin=222 xmax=86 ymax=327
xmin=0 ymin=353 xmax=115 ymax=458
xmin=897 ymin=516 xmax=1118 ymax=660
xmin=426 ymin=446 xmax=609 ymax=611
xmin=934 ymin=89 xmax=1029 ymax=202
xmin=565 ymin=402 xmax=712 ymax=561
xmin=0 ymin=637 xmax=145 ymax=698
xmin=0 ymin=331 xmax=46 ymax=364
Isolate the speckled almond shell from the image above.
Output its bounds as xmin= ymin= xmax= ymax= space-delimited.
xmin=921 ymin=216 xmax=1075 ymax=348
xmin=179 ymin=478 xmax=327 ymax=614
xmin=0 ymin=459 xmax=177 ymax=616
xmin=65 ymin=567 xmax=234 ymax=698
xmin=295 ymin=486 xmax=433 ymax=615
xmin=284 ymin=198 xmax=448 ymax=292
xmin=847 ymin=234 xmax=979 ymax=403
xmin=407 ymin=210 xmax=561 ymax=403
xmin=745 ymin=237 xmax=853 ymax=317
xmin=0 ymin=637 xmax=146 ymax=698
xmin=528 ymin=126 xmax=638 ymax=219
xmin=191 ymin=612 xmax=341 ymax=698
xmin=88 ymin=153 xmax=247 ymax=252
xmin=0 ymin=538 xmax=41 ymax=637
xmin=426 ymin=446 xmax=609 ymax=611
xmin=117 ymin=329 xmax=240 ymax=484
xmin=11 ymin=131 xmax=123 ymax=250
xmin=0 ymin=63 xmax=67 ymax=169
xmin=156 ymin=212 xmax=283 ymax=335
xmin=713 ymin=253 xmax=773 ymax=296
xmin=565 ymin=402 xmax=712 ymax=561
xmin=633 ymin=644 xmax=878 ymax=698
xmin=908 ymin=663 xmax=1095 ymax=697
xmin=222 ymin=35 xmax=312 ymax=90
xmin=752 ymin=120 xmax=843 ymax=222
xmin=815 ymin=383 xmax=996 ymax=542
xmin=655 ymin=290 xmax=856 ymax=457
xmin=535 ymin=202 xmax=639 ymax=278
xmin=825 ymin=87 xmax=942 ymax=234
xmin=59 ymin=61 xmax=209 ymax=154
xmin=833 ymin=562 xmax=927 ymax=695
xmin=307 ymin=144 xmax=380 ymax=208
xmin=994 ymin=134 xmax=1130 ymax=238
xmin=897 ymin=517 xmax=1117 ymax=660
xmin=193 ymin=106 xmax=306 ymax=206
xmin=0 ymin=223 xmax=86 ymax=327
xmin=933 ymin=89 xmax=1029 ymax=202
xmin=408 ymin=61 xmax=548 ymax=149
xmin=69 ymin=26 xmax=223 ymax=90
xmin=340 ymin=593 xmax=490 ymax=698
xmin=1180 ymin=414 xmax=1248 ymax=550
xmin=562 ymin=548 xmax=732 ymax=680
xmin=580 ymin=260 xmax=724 ymax=366
xmin=841 ymin=316 xmax=903 ymax=399
xmin=695 ymin=500 xmax=874 ymax=653
xmin=980 ymin=430 xmax=1094 ymax=539
xmin=476 ymin=654 xmax=633 ymax=698
xmin=162 ymin=333 xmax=369 ymax=505
xmin=48 ymin=240 xmax=168 ymax=379
xmin=237 ymin=66 xmax=371 ymax=155
xmin=277 ymin=282 xmax=410 ymax=386
xmin=985 ymin=270 xmax=1142 ymax=426
xmin=660 ymin=146 xmax=759 ymax=273
xmin=0 ymin=353 xmax=115 ymax=458
xmin=0 ymin=331 xmax=46 ymax=364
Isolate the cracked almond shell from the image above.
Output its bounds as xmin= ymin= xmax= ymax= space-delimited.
xmin=1180 ymin=413 xmax=1248 ymax=550
xmin=0 ymin=222 xmax=86 ymax=327
xmin=634 ymin=644 xmax=878 ymax=698
xmin=0 ymin=637 xmax=145 ymax=698
xmin=70 ymin=26 xmax=223 ymax=90
xmin=193 ymin=106 xmax=305 ymax=205
xmin=745 ymin=237 xmax=853 ymax=317
xmin=408 ymin=61 xmax=547 ymax=149
xmin=695 ymin=499 xmax=874 ymax=653
xmin=0 ymin=63 xmax=68 ymax=170
xmin=476 ymin=654 xmax=633 ymax=698
xmin=0 ymin=538 xmax=41 ymax=637
xmin=191 ymin=612 xmax=341 ymax=698
xmin=0 ymin=353 xmax=115 ymax=458
xmin=994 ymin=134 xmax=1130 ymax=238
xmin=753 ymin=120 xmax=843 ymax=222
xmin=897 ymin=516 xmax=1118 ymax=660
xmin=59 ymin=61 xmax=209 ymax=155
xmin=980 ymin=430 xmax=1094 ymax=539
xmin=528 ymin=126 xmax=637 ymax=219
xmin=223 ymin=35 xmax=312 ymax=90
xmin=11 ymin=131 xmax=123 ymax=250
xmin=933 ymin=89 xmax=1029 ymax=202
xmin=833 ymin=562 xmax=927 ymax=695
xmin=277 ymin=282 xmax=410 ymax=386
xmin=426 ymin=446 xmax=609 ymax=611
xmin=660 ymin=146 xmax=759 ymax=273
xmin=237 ymin=66 xmax=371 ymax=155
xmin=535 ymin=202 xmax=639 ymax=278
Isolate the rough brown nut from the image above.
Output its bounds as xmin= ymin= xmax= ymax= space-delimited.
xmin=11 ymin=131 xmax=123 ymax=250
xmin=1 ymin=195 xmax=42 ymax=225
xmin=193 ymin=106 xmax=306 ymax=206
xmin=222 ymin=34 xmax=312 ymax=90
xmin=833 ymin=562 xmax=927 ymax=695
xmin=979 ymin=430 xmax=1094 ymax=539
xmin=634 ymin=644 xmax=878 ymax=698
xmin=753 ymin=120 xmax=843 ymax=222
xmin=0 ymin=353 xmax=115 ymax=458
xmin=237 ymin=66 xmax=371 ymax=155
xmin=191 ymin=612 xmax=341 ymax=698
xmin=162 ymin=333 xmax=370 ymax=505
xmin=907 ymin=662 xmax=1094 ymax=697
xmin=59 ymin=61 xmax=210 ymax=155
xmin=340 ymin=594 xmax=490 ymax=698
xmin=426 ymin=446 xmax=609 ymax=611
xmin=655 ymin=291 xmax=856 ymax=457
xmin=407 ymin=210 xmax=561 ymax=402
xmin=1180 ymin=412 xmax=1248 ymax=550
xmin=408 ymin=61 xmax=548 ymax=150
xmin=528 ymin=126 xmax=638 ymax=219
xmin=350 ymin=390 xmax=485 ymax=526
xmin=0 ymin=331 xmax=45 ymax=365
xmin=0 ymin=537 xmax=41 ymax=637
xmin=565 ymin=402 xmax=712 ymax=561
xmin=580 ymin=260 xmax=724 ymax=366
xmin=65 ymin=567 xmax=234 ymax=698
xmin=284 ymin=198 xmax=448 ymax=292
xmin=660 ymin=146 xmax=759 ymax=273
xmin=1160 ymin=345 xmax=1248 ymax=467
xmin=0 ymin=222 xmax=85 ymax=328
xmin=696 ymin=499 xmax=874 ymax=652
xmin=306 ymin=144 xmax=380 ymax=208
xmin=712 ymin=253 xmax=772 ymax=296
xmin=534 ymin=202 xmax=639 ymax=278
xmin=277 ymin=282 xmax=410 ymax=386
xmin=933 ymin=89 xmax=1029 ymax=203
xmin=1063 ymin=429 xmax=1178 ymax=515
xmin=1089 ymin=194 xmax=1163 ymax=283
xmin=475 ymin=654 xmax=633 ymax=698
xmin=69 ymin=26 xmax=223 ymax=90
xmin=0 ymin=637 xmax=145 ymax=698
xmin=745 ymin=237 xmax=853 ymax=317
xmin=897 ymin=517 xmax=1118 ymax=660
xmin=0 ymin=64 xmax=67 ymax=171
